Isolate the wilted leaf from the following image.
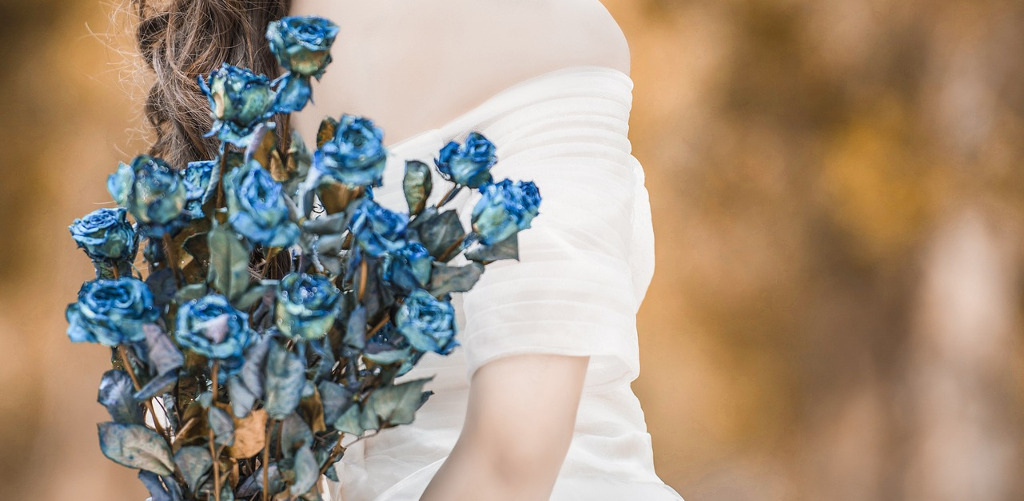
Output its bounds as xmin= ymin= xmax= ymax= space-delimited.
xmin=208 ymin=406 xmax=234 ymax=446
xmin=228 ymin=331 xmax=272 ymax=418
xmin=226 ymin=408 xmax=267 ymax=459
xmin=144 ymin=323 xmax=184 ymax=376
xmin=279 ymin=412 xmax=313 ymax=458
xmin=290 ymin=445 xmax=319 ymax=495
xmin=173 ymin=445 xmax=212 ymax=493
xmin=207 ymin=223 xmax=252 ymax=302
xmin=428 ymin=262 xmax=485 ymax=297
xmin=97 ymin=422 xmax=175 ymax=475
xmin=245 ymin=123 xmax=278 ymax=171
xmin=298 ymin=387 xmax=327 ymax=433
xmin=361 ymin=378 xmax=434 ymax=430
xmin=134 ymin=370 xmax=178 ymax=401
xmin=317 ymin=117 xmax=338 ymax=149
xmin=408 ymin=208 xmax=466 ymax=261
xmin=317 ymin=382 xmax=354 ymax=426
xmin=301 ymin=212 xmax=348 ymax=235
xmin=333 ymin=403 xmax=364 ymax=436
xmin=343 ymin=305 xmax=366 ymax=350
xmin=145 ymin=268 xmax=178 ymax=308
xmin=232 ymin=281 xmax=276 ymax=311
xmin=464 ymin=232 xmax=519 ymax=262
xmin=138 ymin=470 xmax=183 ymax=501
xmin=403 ymin=160 xmax=433 ymax=216
xmin=97 ymin=370 xmax=145 ymax=424
xmin=264 ymin=341 xmax=306 ymax=420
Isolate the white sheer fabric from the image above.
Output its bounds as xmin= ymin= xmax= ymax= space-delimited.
xmin=323 ymin=66 xmax=682 ymax=500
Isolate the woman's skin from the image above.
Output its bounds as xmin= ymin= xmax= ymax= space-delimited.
xmin=289 ymin=2 xmax=630 ymax=499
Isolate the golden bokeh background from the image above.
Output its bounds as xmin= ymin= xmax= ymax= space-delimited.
xmin=2 ymin=0 xmax=1023 ymax=499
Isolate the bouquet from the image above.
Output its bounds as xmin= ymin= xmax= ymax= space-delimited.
xmin=65 ymin=15 xmax=542 ymax=501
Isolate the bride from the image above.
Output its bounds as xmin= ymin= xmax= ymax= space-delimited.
xmin=134 ymin=0 xmax=682 ymax=499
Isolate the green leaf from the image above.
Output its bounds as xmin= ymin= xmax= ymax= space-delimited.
xmin=360 ymin=377 xmax=434 ymax=430
xmin=97 ymin=422 xmax=175 ymax=475
xmin=403 ymin=160 xmax=433 ymax=216
xmin=207 ymin=223 xmax=252 ymax=302
xmin=428 ymin=262 xmax=485 ymax=297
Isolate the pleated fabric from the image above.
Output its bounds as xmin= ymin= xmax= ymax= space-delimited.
xmin=323 ymin=66 xmax=681 ymax=500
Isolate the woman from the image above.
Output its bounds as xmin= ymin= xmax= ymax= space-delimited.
xmin=134 ymin=0 xmax=682 ymax=499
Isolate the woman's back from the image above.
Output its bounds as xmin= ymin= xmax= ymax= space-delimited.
xmin=289 ymin=0 xmax=630 ymax=143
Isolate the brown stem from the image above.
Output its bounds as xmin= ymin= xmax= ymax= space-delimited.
xmin=260 ymin=247 xmax=276 ymax=279
xmin=365 ymin=313 xmax=391 ymax=339
xmin=117 ymin=345 xmax=167 ymax=439
xmin=215 ymin=146 xmax=229 ymax=222
xmin=263 ymin=419 xmax=274 ymax=501
xmin=209 ymin=361 xmax=221 ymax=501
xmin=357 ymin=258 xmax=368 ymax=302
xmin=111 ymin=262 xmax=120 ymax=279
xmin=434 ymin=185 xmax=462 ymax=209
xmin=162 ymin=233 xmax=183 ymax=285
xmin=437 ymin=236 xmax=465 ymax=263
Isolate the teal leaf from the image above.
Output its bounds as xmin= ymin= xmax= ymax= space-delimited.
xmin=144 ymin=324 xmax=184 ymax=376
xmin=343 ymin=304 xmax=366 ymax=349
xmin=173 ymin=283 xmax=208 ymax=304
xmin=237 ymin=464 xmax=281 ymax=498
xmin=208 ymin=406 xmax=235 ymax=446
xmin=464 ymin=232 xmax=519 ymax=262
xmin=301 ymin=212 xmax=349 ymax=235
xmin=290 ymin=445 xmax=319 ymax=495
xmin=279 ymin=412 xmax=313 ymax=459
xmin=173 ymin=445 xmax=212 ymax=493
xmin=264 ymin=340 xmax=306 ymax=419
xmin=317 ymin=381 xmax=355 ymax=425
xmin=408 ymin=208 xmax=466 ymax=261
xmin=145 ymin=268 xmax=178 ymax=308
xmin=228 ymin=334 xmax=271 ymax=418
xmin=427 ymin=262 xmax=485 ymax=297
xmin=134 ymin=370 xmax=178 ymax=401
xmin=138 ymin=470 xmax=183 ymax=501
xmin=97 ymin=422 xmax=174 ymax=476
xmin=207 ymin=223 xmax=252 ymax=302
xmin=232 ymin=280 xmax=276 ymax=311
xmin=333 ymin=403 xmax=364 ymax=436
xmin=97 ymin=370 xmax=145 ymax=424
xmin=360 ymin=377 xmax=434 ymax=430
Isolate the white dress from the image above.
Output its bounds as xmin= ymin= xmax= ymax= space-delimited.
xmin=323 ymin=65 xmax=684 ymax=501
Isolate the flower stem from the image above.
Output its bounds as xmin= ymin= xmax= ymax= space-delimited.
xmin=162 ymin=233 xmax=183 ymax=285
xmin=365 ymin=313 xmax=390 ymax=339
xmin=117 ymin=345 xmax=167 ymax=439
xmin=437 ymin=236 xmax=466 ymax=263
xmin=357 ymin=258 xmax=368 ymax=302
xmin=215 ymin=142 xmax=229 ymax=224
xmin=263 ymin=418 xmax=276 ymax=501
xmin=209 ymin=361 xmax=221 ymax=501
xmin=434 ymin=185 xmax=463 ymax=209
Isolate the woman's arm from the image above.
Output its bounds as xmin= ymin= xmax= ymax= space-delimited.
xmin=420 ymin=353 xmax=590 ymax=501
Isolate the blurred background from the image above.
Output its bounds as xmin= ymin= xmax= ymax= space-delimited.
xmin=2 ymin=0 xmax=1023 ymax=499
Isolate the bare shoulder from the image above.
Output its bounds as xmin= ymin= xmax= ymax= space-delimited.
xmin=290 ymin=0 xmax=630 ymax=144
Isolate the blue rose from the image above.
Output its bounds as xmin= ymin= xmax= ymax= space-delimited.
xmin=435 ymin=132 xmax=497 ymax=188
xmin=266 ymin=16 xmax=339 ymax=113
xmin=348 ymin=197 xmax=409 ymax=257
xmin=275 ymin=273 xmax=342 ymax=340
xmin=224 ymin=160 xmax=300 ymax=248
xmin=395 ymin=289 xmax=458 ymax=355
xmin=107 ymin=154 xmax=188 ymax=231
xmin=175 ymin=294 xmax=256 ymax=375
xmin=380 ymin=241 xmax=432 ymax=292
xmin=267 ymin=16 xmax=339 ymax=78
xmin=198 ymin=63 xmax=277 ymax=146
xmin=313 ymin=115 xmax=388 ymax=187
xmin=470 ymin=179 xmax=541 ymax=245
xmin=66 ymin=278 xmax=160 ymax=346
xmin=182 ymin=160 xmax=218 ymax=219
xmin=69 ymin=208 xmax=138 ymax=262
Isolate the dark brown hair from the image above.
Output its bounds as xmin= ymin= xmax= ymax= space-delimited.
xmin=133 ymin=0 xmax=292 ymax=168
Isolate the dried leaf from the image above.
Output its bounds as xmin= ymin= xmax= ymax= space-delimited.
xmin=226 ymin=408 xmax=267 ymax=459
xmin=97 ymin=422 xmax=175 ymax=476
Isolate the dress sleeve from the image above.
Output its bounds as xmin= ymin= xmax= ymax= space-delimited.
xmin=454 ymin=79 xmax=650 ymax=388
